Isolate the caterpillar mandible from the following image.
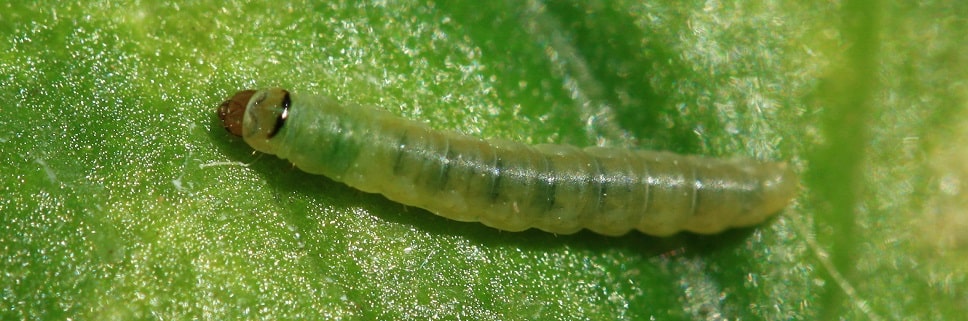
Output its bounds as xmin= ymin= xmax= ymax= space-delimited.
xmin=217 ymin=88 xmax=797 ymax=236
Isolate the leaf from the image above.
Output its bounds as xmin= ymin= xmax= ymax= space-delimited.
xmin=1 ymin=1 xmax=965 ymax=320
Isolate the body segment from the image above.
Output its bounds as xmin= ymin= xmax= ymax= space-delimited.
xmin=218 ymin=88 xmax=797 ymax=236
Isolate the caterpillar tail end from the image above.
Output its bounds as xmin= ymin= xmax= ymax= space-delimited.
xmin=218 ymin=89 xmax=257 ymax=137
xmin=740 ymin=161 xmax=799 ymax=228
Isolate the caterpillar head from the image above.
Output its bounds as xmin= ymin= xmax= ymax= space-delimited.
xmin=218 ymin=88 xmax=291 ymax=154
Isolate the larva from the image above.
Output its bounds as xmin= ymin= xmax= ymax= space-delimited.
xmin=218 ymin=88 xmax=797 ymax=236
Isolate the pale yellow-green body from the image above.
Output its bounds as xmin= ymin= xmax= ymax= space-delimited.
xmin=238 ymin=88 xmax=797 ymax=236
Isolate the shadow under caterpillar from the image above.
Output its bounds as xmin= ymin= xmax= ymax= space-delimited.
xmin=218 ymin=88 xmax=797 ymax=236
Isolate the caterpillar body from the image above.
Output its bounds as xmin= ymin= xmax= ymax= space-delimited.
xmin=218 ymin=88 xmax=797 ymax=236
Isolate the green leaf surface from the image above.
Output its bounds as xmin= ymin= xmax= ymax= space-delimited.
xmin=2 ymin=0 xmax=966 ymax=320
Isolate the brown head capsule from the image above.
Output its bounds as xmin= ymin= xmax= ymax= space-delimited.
xmin=217 ymin=89 xmax=256 ymax=137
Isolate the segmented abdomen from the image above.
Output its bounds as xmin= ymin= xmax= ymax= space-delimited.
xmin=264 ymin=92 xmax=797 ymax=236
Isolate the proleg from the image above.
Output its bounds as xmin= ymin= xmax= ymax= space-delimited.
xmin=218 ymin=88 xmax=798 ymax=236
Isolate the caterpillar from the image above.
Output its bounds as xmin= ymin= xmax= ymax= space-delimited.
xmin=217 ymin=88 xmax=797 ymax=236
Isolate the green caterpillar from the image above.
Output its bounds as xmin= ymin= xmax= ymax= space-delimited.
xmin=218 ymin=88 xmax=797 ymax=236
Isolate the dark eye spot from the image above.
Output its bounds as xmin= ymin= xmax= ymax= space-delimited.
xmin=267 ymin=90 xmax=292 ymax=139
